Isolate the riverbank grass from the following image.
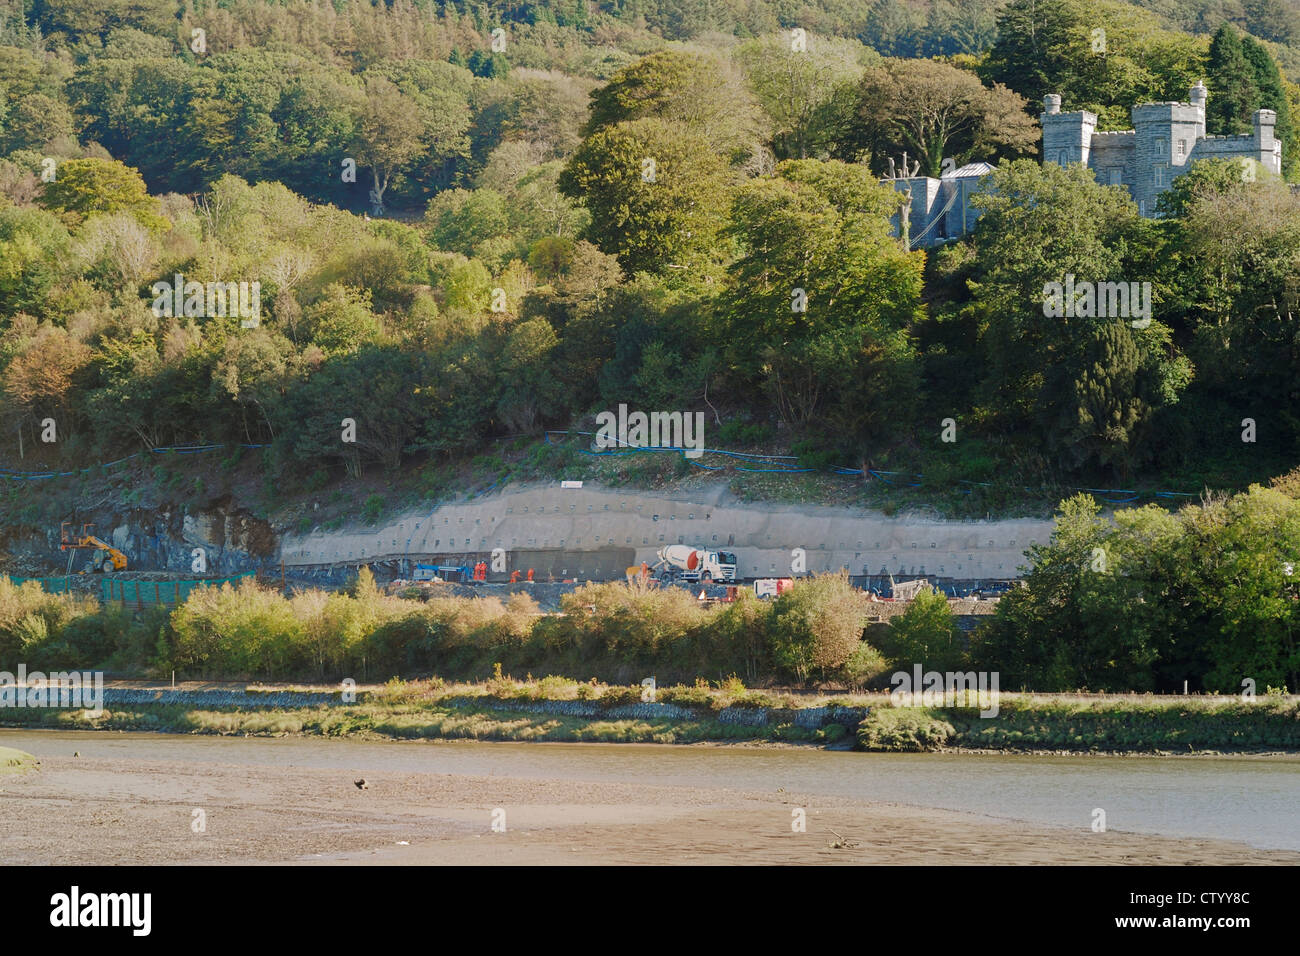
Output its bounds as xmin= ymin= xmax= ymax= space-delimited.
xmin=856 ymin=695 xmax=1300 ymax=752
xmin=0 ymin=746 xmax=37 ymax=774
xmin=2 ymin=682 xmax=1297 ymax=752
xmin=0 ymin=701 xmax=833 ymax=745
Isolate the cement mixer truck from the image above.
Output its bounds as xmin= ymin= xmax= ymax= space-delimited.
xmin=653 ymin=545 xmax=738 ymax=584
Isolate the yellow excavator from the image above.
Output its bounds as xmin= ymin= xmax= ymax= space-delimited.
xmin=59 ymin=522 xmax=128 ymax=574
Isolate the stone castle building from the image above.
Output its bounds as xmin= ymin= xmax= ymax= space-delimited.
xmin=884 ymin=159 xmax=994 ymax=247
xmin=887 ymin=81 xmax=1282 ymax=245
xmin=1041 ymin=82 xmax=1280 ymax=215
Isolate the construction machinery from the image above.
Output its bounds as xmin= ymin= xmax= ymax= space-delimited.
xmin=652 ymin=545 xmax=738 ymax=584
xmin=59 ymin=522 xmax=128 ymax=574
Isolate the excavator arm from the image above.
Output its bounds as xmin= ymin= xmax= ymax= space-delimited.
xmin=59 ymin=524 xmax=128 ymax=572
xmin=82 ymin=537 xmax=128 ymax=571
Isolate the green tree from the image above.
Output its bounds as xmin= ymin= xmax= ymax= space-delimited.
xmin=735 ymin=32 xmax=871 ymax=160
xmin=884 ymin=587 xmax=965 ymax=672
xmin=720 ymin=159 xmax=924 ymax=450
xmin=768 ymin=573 xmax=867 ymax=682
xmin=270 ymin=70 xmax=366 ymax=203
xmin=424 ymin=188 xmax=511 ymax=259
xmin=1198 ymin=488 xmax=1300 ymax=692
xmin=1165 ymin=169 xmax=1300 ymax=418
xmin=974 ymin=489 xmax=1300 ymax=692
xmin=560 ymin=117 xmax=732 ymax=277
xmin=582 ymin=50 xmax=768 ymax=168
xmin=303 ymin=285 xmax=385 ymax=357
xmin=0 ymin=206 xmax=70 ymax=315
xmin=353 ymin=76 xmax=424 ymax=214
xmin=972 ymin=494 xmax=1158 ymax=691
xmin=968 ymin=159 xmax=1180 ymax=468
xmin=527 ymin=236 xmax=575 ymax=280
xmin=363 ymin=60 xmax=473 ymax=197
xmin=282 ymin=346 xmax=431 ymax=475
xmin=65 ymin=58 xmax=197 ymax=191
xmin=0 ymin=92 xmax=75 ymax=153
xmin=1050 ymin=321 xmax=1151 ymax=477
xmin=855 ymin=58 xmax=1038 ymax=177
xmin=1240 ymin=33 xmax=1296 ymax=177
xmin=982 ymin=0 xmax=1206 ymax=125
xmin=210 ymin=328 xmax=289 ymax=442
xmin=1206 ymin=25 xmax=1259 ymax=135
xmin=496 ymin=317 xmax=565 ymax=432
xmin=40 ymin=157 xmax=167 ymax=231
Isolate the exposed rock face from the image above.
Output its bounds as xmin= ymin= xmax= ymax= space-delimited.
xmin=7 ymin=500 xmax=277 ymax=576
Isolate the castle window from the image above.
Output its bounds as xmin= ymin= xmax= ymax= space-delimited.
xmin=1107 ymin=168 xmax=1123 ymax=186
xmin=1155 ymin=136 xmax=1168 ymax=154
xmin=1154 ymin=163 xmax=1169 ymax=188
xmin=1057 ymin=149 xmax=1068 ymax=165
xmin=1177 ymin=139 xmax=1187 ymax=157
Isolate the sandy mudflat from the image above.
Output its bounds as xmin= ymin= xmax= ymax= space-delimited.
xmin=1 ymin=753 xmax=1295 ymax=865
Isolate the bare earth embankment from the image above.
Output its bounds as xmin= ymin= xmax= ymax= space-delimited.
xmin=2 ymin=748 xmax=1295 ymax=865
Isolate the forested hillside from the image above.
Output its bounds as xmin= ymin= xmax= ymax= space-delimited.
xmin=2 ymin=0 xmax=1300 ymax=508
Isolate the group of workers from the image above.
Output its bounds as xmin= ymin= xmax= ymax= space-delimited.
xmin=469 ymin=563 xmax=535 ymax=583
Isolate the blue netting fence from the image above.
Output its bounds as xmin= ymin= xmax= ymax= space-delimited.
xmin=545 ymin=430 xmax=1200 ymax=504
xmin=0 ymin=433 xmax=1199 ymax=505
xmin=0 ymin=444 xmax=268 ymax=482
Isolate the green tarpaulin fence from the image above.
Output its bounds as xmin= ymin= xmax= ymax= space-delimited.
xmin=102 ymin=572 xmax=256 ymax=607
xmin=3 ymin=572 xmax=256 ymax=605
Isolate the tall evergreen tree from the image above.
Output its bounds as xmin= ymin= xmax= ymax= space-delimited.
xmin=981 ymin=0 xmax=1085 ymax=108
xmin=1241 ymin=33 xmax=1296 ymax=175
xmin=1052 ymin=320 xmax=1151 ymax=478
xmin=1206 ymin=25 xmax=1260 ymax=135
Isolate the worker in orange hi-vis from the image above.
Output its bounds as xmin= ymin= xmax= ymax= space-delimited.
xmin=640 ymin=561 xmax=650 ymax=584
xmin=526 ymin=568 xmax=534 ymax=582
xmin=510 ymin=569 xmax=520 ymax=583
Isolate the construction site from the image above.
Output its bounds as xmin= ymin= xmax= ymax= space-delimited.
xmin=0 ymin=479 xmax=1044 ymax=623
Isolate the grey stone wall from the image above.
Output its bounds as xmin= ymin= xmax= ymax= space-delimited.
xmin=1042 ymin=87 xmax=1281 ymax=216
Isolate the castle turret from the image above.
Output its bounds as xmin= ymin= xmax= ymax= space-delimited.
xmin=1035 ymin=79 xmax=1284 ymax=220
xmin=1253 ymin=108 xmax=1281 ymax=174
xmin=1041 ymin=94 xmax=1096 ymax=168
xmin=1131 ymin=94 xmax=1205 ymax=212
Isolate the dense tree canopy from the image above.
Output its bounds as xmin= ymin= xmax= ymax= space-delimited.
xmin=854 ymin=58 xmax=1038 ymax=176
xmin=0 ymin=0 xmax=1297 ymax=497
xmin=976 ymin=489 xmax=1300 ymax=692
xmin=0 ymin=0 xmax=1298 ymax=689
